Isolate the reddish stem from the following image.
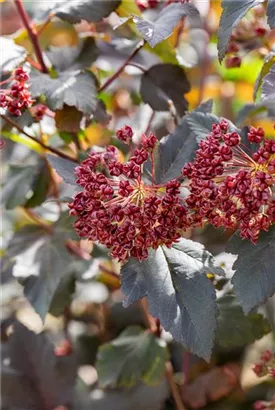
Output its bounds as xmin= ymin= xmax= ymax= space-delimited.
xmin=0 ymin=78 xmax=13 ymax=86
xmin=138 ymin=299 xmax=186 ymax=410
xmin=14 ymin=0 xmax=48 ymax=74
xmin=99 ymin=41 xmax=145 ymax=92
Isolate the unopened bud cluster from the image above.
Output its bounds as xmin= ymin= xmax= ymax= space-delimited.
xmin=225 ymin=5 xmax=268 ymax=68
xmin=253 ymin=350 xmax=275 ymax=409
xmin=252 ymin=350 xmax=275 ymax=379
xmin=0 ymin=67 xmax=33 ymax=116
xmin=69 ymin=126 xmax=189 ymax=261
xmin=182 ymin=121 xmax=275 ymax=243
xmin=70 ymin=120 xmax=275 ymax=261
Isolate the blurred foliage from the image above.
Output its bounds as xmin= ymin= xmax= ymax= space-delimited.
xmin=1 ymin=1 xmax=275 ymax=410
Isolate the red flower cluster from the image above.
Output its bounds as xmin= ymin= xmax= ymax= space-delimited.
xmin=225 ymin=5 xmax=268 ymax=68
xmin=252 ymin=350 xmax=275 ymax=379
xmin=252 ymin=351 xmax=275 ymax=410
xmin=31 ymin=104 xmax=47 ymax=121
xmin=0 ymin=67 xmax=33 ymax=116
xmin=182 ymin=121 xmax=275 ymax=243
xmin=136 ymin=0 xmax=159 ymax=11
xmin=136 ymin=0 xmax=189 ymax=11
xmin=69 ymin=126 xmax=189 ymax=261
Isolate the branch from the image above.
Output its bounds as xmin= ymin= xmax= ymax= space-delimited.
xmin=99 ymin=40 xmax=145 ymax=92
xmin=14 ymin=0 xmax=48 ymax=74
xmin=139 ymin=298 xmax=186 ymax=410
xmin=1 ymin=114 xmax=79 ymax=163
xmin=165 ymin=362 xmax=187 ymax=410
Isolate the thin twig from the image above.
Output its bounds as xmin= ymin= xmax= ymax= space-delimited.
xmin=37 ymin=13 xmax=53 ymax=36
xmin=14 ymin=0 xmax=49 ymax=74
xmin=144 ymin=111 xmax=155 ymax=135
xmin=23 ymin=208 xmax=53 ymax=233
xmin=99 ymin=41 xmax=145 ymax=92
xmin=98 ymin=264 xmax=120 ymax=280
xmin=1 ymin=114 xmax=79 ymax=163
xmin=126 ymin=62 xmax=147 ymax=73
xmin=168 ymin=99 xmax=179 ymax=127
xmin=138 ymin=299 xmax=186 ymax=410
xmin=166 ymin=362 xmax=187 ymax=410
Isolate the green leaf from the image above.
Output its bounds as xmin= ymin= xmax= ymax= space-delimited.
xmin=72 ymin=379 xmax=169 ymax=410
xmin=134 ymin=2 xmax=200 ymax=48
xmin=227 ymin=227 xmax=275 ymax=314
xmin=154 ymin=101 xmax=217 ymax=183
xmin=30 ymin=69 xmax=98 ymax=114
xmin=2 ymin=320 xmax=76 ymax=410
xmin=267 ymin=0 xmax=275 ymax=28
xmin=10 ymin=213 xmax=79 ymax=320
xmin=216 ymin=296 xmax=271 ymax=349
xmin=145 ymin=39 xmax=179 ymax=65
xmin=1 ymin=165 xmax=37 ymax=209
xmin=54 ymin=0 xmax=121 ymax=24
xmin=121 ymin=239 xmax=224 ymax=361
xmin=217 ymin=0 xmax=262 ymax=62
xmin=140 ymin=64 xmax=190 ymax=117
xmin=117 ymin=0 xmax=142 ymax=17
xmin=47 ymin=154 xmax=78 ymax=186
xmin=1 ymin=130 xmax=44 ymax=154
xmin=96 ymin=326 xmax=169 ymax=388
xmin=0 ymin=37 xmax=27 ymax=73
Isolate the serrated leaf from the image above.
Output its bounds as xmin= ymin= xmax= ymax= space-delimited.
xmin=30 ymin=69 xmax=98 ymax=114
xmin=47 ymin=154 xmax=77 ymax=185
xmin=145 ymin=39 xmax=179 ymax=65
xmin=7 ymin=225 xmax=46 ymax=258
xmin=0 ymin=37 xmax=27 ymax=72
xmin=261 ymin=63 xmax=275 ymax=104
xmin=140 ymin=64 xmax=190 ymax=117
xmin=236 ymin=104 xmax=267 ymax=126
xmin=46 ymin=37 xmax=99 ymax=72
xmin=134 ymin=3 xmax=200 ymax=48
xmin=254 ymin=53 xmax=275 ymax=100
xmin=9 ymin=213 xmax=79 ymax=320
xmin=227 ymin=227 xmax=275 ymax=314
xmin=54 ymin=0 xmax=121 ymax=24
xmin=24 ymin=160 xmax=51 ymax=208
xmin=154 ymin=101 xmax=217 ymax=183
xmin=0 ymin=256 xmax=16 ymax=285
xmin=217 ymin=0 xmax=262 ymax=62
xmin=216 ymin=296 xmax=270 ymax=349
xmin=96 ymin=326 xmax=169 ymax=388
xmin=55 ymin=105 xmax=83 ymax=133
xmin=267 ymin=0 xmax=275 ymax=28
xmin=121 ymin=239 xmax=224 ymax=360
xmin=1 ymin=321 xmax=76 ymax=410
xmin=49 ymin=273 xmax=76 ymax=317
xmin=1 ymin=165 xmax=37 ymax=209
